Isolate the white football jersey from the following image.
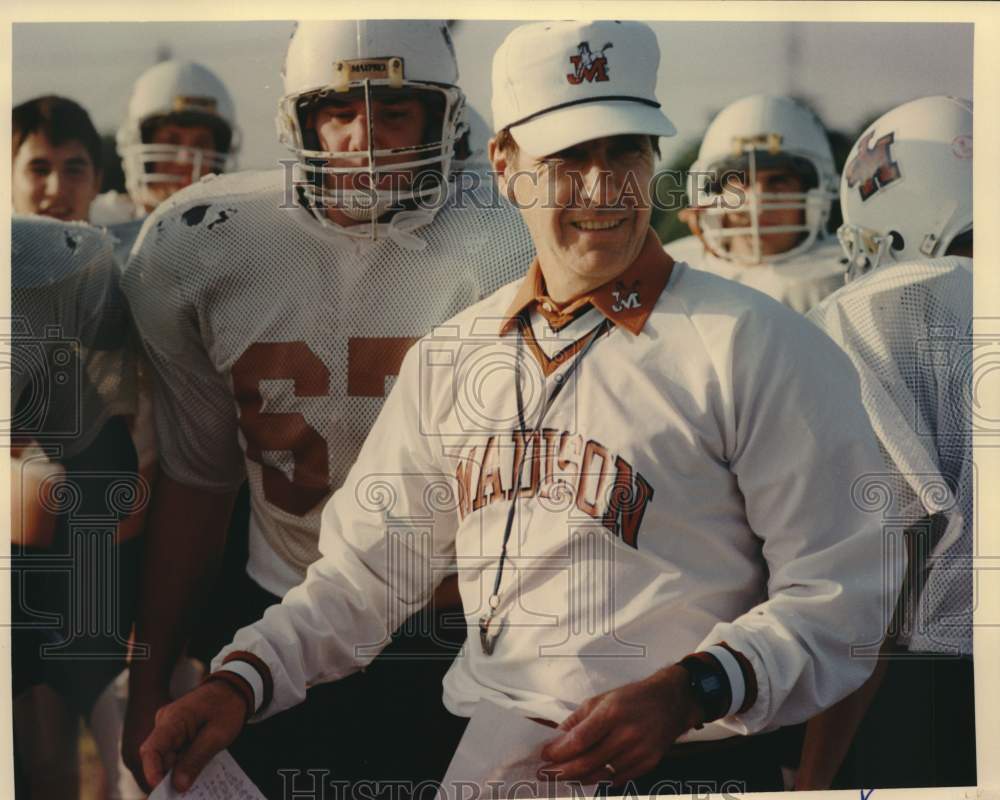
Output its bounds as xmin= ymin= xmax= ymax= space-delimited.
xmin=666 ymin=234 xmax=845 ymax=314
xmin=92 ymin=192 xmax=179 ymax=266
xmin=11 ymin=215 xmax=138 ymax=458
xmin=122 ymin=169 xmax=535 ymax=595
xmin=808 ymin=257 xmax=973 ymax=656
xmin=97 ymin=217 xmax=160 ymax=479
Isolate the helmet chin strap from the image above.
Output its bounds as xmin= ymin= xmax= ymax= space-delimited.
xmin=920 ymin=199 xmax=959 ymax=258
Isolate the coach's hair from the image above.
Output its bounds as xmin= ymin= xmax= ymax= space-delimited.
xmin=494 ymin=127 xmax=661 ymax=160
xmin=12 ymin=95 xmax=103 ymax=172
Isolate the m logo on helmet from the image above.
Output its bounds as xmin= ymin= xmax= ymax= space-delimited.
xmin=845 ymin=131 xmax=901 ymax=202
xmin=567 ymin=41 xmax=613 ymax=85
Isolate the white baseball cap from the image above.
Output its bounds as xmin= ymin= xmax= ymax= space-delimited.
xmin=491 ymin=20 xmax=676 ymax=157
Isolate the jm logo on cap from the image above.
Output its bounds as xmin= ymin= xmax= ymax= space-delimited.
xmin=491 ymin=20 xmax=676 ymax=157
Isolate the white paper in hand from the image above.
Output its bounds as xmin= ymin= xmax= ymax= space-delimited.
xmin=148 ymin=750 xmax=266 ymax=800
xmin=437 ymin=700 xmax=597 ymax=800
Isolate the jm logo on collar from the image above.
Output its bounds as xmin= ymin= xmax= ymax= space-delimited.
xmin=611 ymin=280 xmax=641 ymax=312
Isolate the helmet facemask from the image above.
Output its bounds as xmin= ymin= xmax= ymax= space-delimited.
xmin=838 ymin=217 xmax=972 ymax=284
xmin=277 ymin=63 xmax=466 ymax=240
xmin=687 ymin=140 xmax=834 ymax=266
xmin=837 ymin=223 xmax=894 ymax=283
xmin=122 ymin=111 xmax=238 ymax=212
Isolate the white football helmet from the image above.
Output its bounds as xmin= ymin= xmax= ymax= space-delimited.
xmin=117 ymin=61 xmax=239 ymax=212
xmin=686 ymin=94 xmax=837 ymax=265
xmin=276 ymin=20 xmax=467 ymax=239
xmin=838 ymin=95 xmax=972 ymax=282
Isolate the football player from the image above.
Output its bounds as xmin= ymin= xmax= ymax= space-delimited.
xmin=119 ymin=61 xmax=239 ymax=214
xmin=90 ymin=60 xmax=239 ymax=262
xmin=120 ymin=19 xmax=534 ymax=795
xmin=798 ymin=95 xmax=974 ymax=789
xmin=669 ymin=94 xmax=844 ymax=314
xmin=98 ymin=66 xmax=241 ymax=755
xmin=10 ymin=215 xmax=143 ymax=799
xmin=12 ymin=95 xmax=103 ymax=222
xmin=11 ymin=95 xmax=158 ymax=800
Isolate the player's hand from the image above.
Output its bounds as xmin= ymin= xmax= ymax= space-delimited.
xmin=539 ymin=665 xmax=702 ymax=787
xmin=123 ymin=682 xmax=171 ymax=792
xmin=139 ymin=680 xmax=248 ymax=793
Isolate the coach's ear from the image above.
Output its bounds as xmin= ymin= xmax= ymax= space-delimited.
xmin=489 ymin=136 xmax=514 ymax=202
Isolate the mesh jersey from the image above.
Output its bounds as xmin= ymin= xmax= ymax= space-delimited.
xmin=808 ymin=258 xmax=973 ymax=655
xmin=106 ymin=218 xmax=148 ymax=268
xmin=11 ymin=215 xmax=138 ymax=458
xmin=122 ymin=169 xmax=535 ymax=594
xmin=666 ymin=235 xmax=845 ymax=314
xmin=100 ymin=217 xmax=160 ymax=475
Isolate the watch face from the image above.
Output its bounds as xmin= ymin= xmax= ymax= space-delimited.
xmin=682 ymin=658 xmax=730 ymax=724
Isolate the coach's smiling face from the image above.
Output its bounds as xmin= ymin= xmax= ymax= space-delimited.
xmin=491 ymin=133 xmax=654 ymax=305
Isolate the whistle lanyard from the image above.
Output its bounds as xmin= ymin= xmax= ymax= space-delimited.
xmin=479 ymin=312 xmax=614 ymax=655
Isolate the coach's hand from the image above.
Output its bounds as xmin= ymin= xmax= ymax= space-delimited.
xmin=139 ymin=680 xmax=248 ymax=792
xmin=123 ymin=684 xmax=171 ymax=791
xmin=539 ymin=665 xmax=702 ymax=787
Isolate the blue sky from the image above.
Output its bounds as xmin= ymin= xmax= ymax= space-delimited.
xmin=13 ymin=19 xmax=973 ymax=168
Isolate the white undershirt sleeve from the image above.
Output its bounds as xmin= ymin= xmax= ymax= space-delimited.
xmin=704 ymin=644 xmax=745 ymax=718
xmin=215 ymin=661 xmax=264 ymax=714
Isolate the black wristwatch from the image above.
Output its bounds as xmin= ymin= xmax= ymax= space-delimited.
xmin=678 ymin=654 xmax=732 ymax=726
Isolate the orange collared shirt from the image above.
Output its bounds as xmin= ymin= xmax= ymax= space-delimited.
xmin=499 ymin=227 xmax=675 ymax=337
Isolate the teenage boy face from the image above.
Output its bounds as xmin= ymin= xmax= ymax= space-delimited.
xmin=12 ymin=132 xmax=101 ymax=221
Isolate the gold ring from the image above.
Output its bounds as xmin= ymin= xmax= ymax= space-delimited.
xmin=604 ymin=762 xmax=616 ymax=776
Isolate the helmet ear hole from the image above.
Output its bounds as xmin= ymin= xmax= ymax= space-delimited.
xmin=889 ymin=231 xmax=905 ymax=251
xmin=453 ymin=128 xmax=472 ymax=162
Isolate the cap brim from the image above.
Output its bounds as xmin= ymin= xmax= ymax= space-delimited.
xmin=509 ymin=99 xmax=676 ymax=158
